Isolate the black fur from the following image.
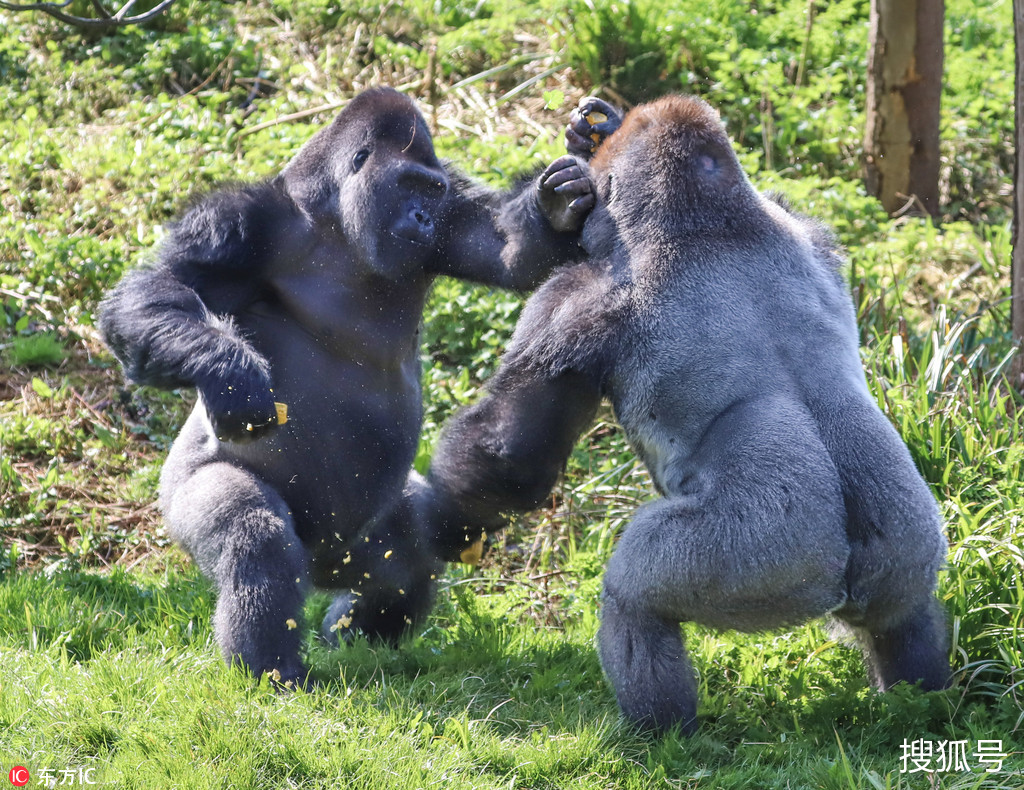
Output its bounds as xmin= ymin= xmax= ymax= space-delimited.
xmin=98 ymin=87 xmax=594 ymax=685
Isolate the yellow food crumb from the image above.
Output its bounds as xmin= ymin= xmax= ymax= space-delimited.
xmin=285 ymin=618 xmax=298 ymax=630
xmin=459 ymin=531 xmax=487 ymax=566
xmin=586 ymin=110 xmax=608 ymax=146
xmin=330 ymin=615 xmax=353 ymax=631
xmin=384 ymin=550 xmax=393 ymax=559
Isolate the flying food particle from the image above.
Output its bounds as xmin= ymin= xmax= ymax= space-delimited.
xmin=330 ymin=615 xmax=353 ymax=631
xmin=459 ymin=531 xmax=487 ymax=565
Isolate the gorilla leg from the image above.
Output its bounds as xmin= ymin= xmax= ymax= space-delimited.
xmin=598 ymin=398 xmax=849 ymax=731
xmin=818 ymin=398 xmax=951 ymax=691
xmin=598 ymin=584 xmax=699 ymax=733
xmin=837 ymin=597 xmax=949 ymax=692
xmin=319 ymin=474 xmax=443 ymax=646
xmin=161 ymin=460 xmax=310 ymax=685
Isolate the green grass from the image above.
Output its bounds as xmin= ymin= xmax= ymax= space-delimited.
xmin=1 ymin=0 xmax=1022 ymax=786
xmin=0 ymin=567 xmax=1021 ymax=788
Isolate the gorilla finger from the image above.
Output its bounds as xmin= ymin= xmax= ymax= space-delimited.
xmin=553 ymin=177 xmax=593 ymax=196
xmin=245 ymin=421 xmax=279 ymax=441
xmin=567 ymin=193 xmax=596 ymax=214
xmin=567 ymin=111 xmax=593 ymax=136
xmin=578 ymin=96 xmax=618 ymax=119
xmin=565 ymin=125 xmax=593 ymax=154
xmin=544 ymin=166 xmax=585 ymax=190
xmin=590 ymin=119 xmax=621 ymax=136
xmin=540 ymin=155 xmax=581 ymax=179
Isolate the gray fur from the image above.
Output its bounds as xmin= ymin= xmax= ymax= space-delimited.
xmin=425 ymin=95 xmax=949 ymax=732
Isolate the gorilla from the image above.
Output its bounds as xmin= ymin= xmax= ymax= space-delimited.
xmin=98 ymin=87 xmax=595 ymax=686
xmin=423 ymin=95 xmax=950 ymax=732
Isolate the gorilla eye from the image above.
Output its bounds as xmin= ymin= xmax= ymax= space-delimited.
xmin=352 ymin=149 xmax=371 ymax=172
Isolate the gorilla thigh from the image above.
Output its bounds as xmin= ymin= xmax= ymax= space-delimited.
xmin=597 ymin=396 xmax=849 ymax=731
xmin=160 ymin=427 xmax=311 ymax=685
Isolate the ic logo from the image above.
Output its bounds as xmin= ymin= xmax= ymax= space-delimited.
xmin=8 ymin=766 xmax=30 ymax=787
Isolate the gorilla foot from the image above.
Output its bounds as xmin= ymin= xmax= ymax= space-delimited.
xmin=320 ymin=591 xmax=362 ymax=646
xmin=320 ymin=585 xmax=435 ymax=647
xmin=850 ymin=597 xmax=951 ymax=692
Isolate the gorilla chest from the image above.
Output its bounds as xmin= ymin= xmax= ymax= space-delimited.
xmin=233 ymin=302 xmax=425 ymax=536
xmin=230 ymin=380 xmax=422 ymax=540
xmin=260 ymin=270 xmax=426 ymax=362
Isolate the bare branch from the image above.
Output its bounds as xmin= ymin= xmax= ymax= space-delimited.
xmin=0 ymin=0 xmax=178 ymax=29
xmin=114 ymin=0 xmax=140 ymax=20
xmin=89 ymin=0 xmax=112 ymax=19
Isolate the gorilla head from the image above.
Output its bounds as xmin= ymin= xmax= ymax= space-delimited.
xmin=282 ymin=87 xmax=450 ymax=278
xmin=583 ymin=96 xmax=759 ymax=257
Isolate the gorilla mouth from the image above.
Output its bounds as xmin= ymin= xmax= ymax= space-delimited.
xmin=391 ymin=206 xmax=436 ymax=247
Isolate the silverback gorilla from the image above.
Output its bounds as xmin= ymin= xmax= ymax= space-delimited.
xmin=98 ymin=87 xmax=595 ymax=686
xmin=424 ymin=95 xmax=950 ymax=732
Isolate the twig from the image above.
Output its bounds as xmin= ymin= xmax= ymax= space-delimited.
xmin=0 ymin=0 xmax=177 ymax=30
xmin=236 ymin=100 xmax=349 ymax=137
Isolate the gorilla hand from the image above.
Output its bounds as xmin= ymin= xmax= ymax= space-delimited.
xmin=198 ymin=368 xmax=279 ymax=443
xmin=566 ymin=97 xmax=622 ymax=160
xmin=538 ymin=155 xmax=595 ymax=233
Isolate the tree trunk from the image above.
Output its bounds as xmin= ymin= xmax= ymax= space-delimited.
xmin=1013 ymin=0 xmax=1024 ymax=389
xmin=863 ymin=0 xmax=944 ymax=217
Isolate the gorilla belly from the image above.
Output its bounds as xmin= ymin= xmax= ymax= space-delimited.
xmin=219 ymin=370 xmax=422 ymax=543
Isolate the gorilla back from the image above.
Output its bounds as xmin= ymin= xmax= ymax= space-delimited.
xmin=99 ymin=87 xmax=595 ymax=685
xmin=425 ymin=94 xmax=950 ymax=732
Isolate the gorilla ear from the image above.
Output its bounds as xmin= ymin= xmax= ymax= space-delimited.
xmin=697 ymin=153 xmax=718 ymax=174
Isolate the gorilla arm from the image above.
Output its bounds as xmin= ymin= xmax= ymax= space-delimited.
xmin=429 ymin=157 xmax=595 ymax=291
xmin=425 ymin=365 xmax=602 ymax=562
xmin=97 ymin=185 xmax=288 ymax=441
xmin=423 ymin=262 xmax=621 ymax=561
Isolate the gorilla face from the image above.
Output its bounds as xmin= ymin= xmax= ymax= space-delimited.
xmin=283 ymin=88 xmax=451 ymax=278
xmin=336 ymin=103 xmax=450 ymax=278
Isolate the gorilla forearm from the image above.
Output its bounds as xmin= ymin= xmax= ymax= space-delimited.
xmin=98 ymin=267 xmax=270 ymax=392
xmin=494 ymin=183 xmax=584 ymax=290
xmin=433 ymin=159 xmax=594 ymax=290
xmin=426 ymin=369 xmax=602 ymax=561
